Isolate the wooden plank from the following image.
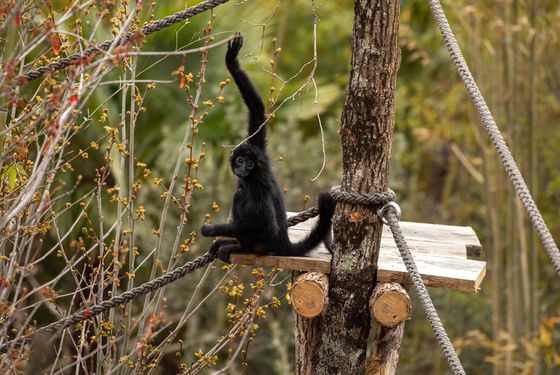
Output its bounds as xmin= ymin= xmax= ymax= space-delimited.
xmin=232 ymin=251 xmax=331 ymax=274
xmin=288 ymin=213 xmax=482 ymax=259
xmin=289 ymin=229 xmax=467 ymax=260
xmin=230 ymin=250 xmax=486 ymax=293
xmin=377 ymin=252 xmax=486 ymax=293
xmin=229 ymin=215 xmax=487 ymax=292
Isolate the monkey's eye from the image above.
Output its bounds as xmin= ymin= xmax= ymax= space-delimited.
xmin=235 ymin=156 xmax=246 ymax=165
xmin=246 ymin=160 xmax=254 ymax=169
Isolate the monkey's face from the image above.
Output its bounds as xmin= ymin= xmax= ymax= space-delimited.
xmin=232 ymin=154 xmax=255 ymax=177
xmin=230 ymin=145 xmax=257 ymax=178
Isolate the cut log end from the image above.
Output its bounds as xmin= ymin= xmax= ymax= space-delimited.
xmin=370 ymin=283 xmax=411 ymax=327
xmin=291 ymin=272 xmax=328 ymax=319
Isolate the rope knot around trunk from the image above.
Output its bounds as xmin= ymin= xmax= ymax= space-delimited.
xmin=330 ymin=185 xmax=395 ymax=206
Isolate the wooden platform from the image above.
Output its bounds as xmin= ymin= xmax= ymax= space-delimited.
xmin=230 ymin=214 xmax=487 ymax=293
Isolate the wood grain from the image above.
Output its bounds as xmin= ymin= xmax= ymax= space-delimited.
xmin=369 ymin=283 xmax=411 ymax=327
xmin=288 ymin=213 xmax=482 ymax=259
xmin=291 ymin=272 xmax=329 ymax=318
xmin=229 ymin=217 xmax=487 ymax=292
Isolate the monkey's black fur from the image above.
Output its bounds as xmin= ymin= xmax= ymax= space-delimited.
xmin=201 ymin=33 xmax=335 ymax=261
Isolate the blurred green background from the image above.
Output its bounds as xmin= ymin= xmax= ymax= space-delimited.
xmin=9 ymin=0 xmax=560 ymax=373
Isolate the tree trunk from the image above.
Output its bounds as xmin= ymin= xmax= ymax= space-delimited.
xmin=312 ymin=1 xmax=400 ymax=373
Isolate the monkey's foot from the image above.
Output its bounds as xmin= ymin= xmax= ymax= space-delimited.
xmin=214 ymin=239 xmax=241 ymax=264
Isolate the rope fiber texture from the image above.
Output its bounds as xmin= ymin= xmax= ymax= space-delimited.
xmin=0 ymin=208 xmax=319 ymax=354
xmin=330 ymin=185 xmax=395 ymax=206
xmin=384 ymin=208 xmax=466 ymax=375
xmin=14 ymin=0 xmax=230 ymax=85
xmin=287 ymin=206 xmax=320 ymax=226
xmin=427 ymin=0 xmax=560 ymax=277
xmin=0 ymin=243 xmax=221 ymax=353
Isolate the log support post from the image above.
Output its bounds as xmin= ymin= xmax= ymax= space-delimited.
xmin=369 ymin=282 xmax=410 ymax=328
xmin=292 ymin=271 xmax=328 ymax=375
xmin=291 ymin=272 xmax=329 ymax=319
xmin=292 ymin=276 xmax=412 ymax=375
xmin=365 ymin=282 xmax=410 ymax=374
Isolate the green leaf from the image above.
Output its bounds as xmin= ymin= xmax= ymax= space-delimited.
xmin=0 ymin=164 xmax=27 ymax=192
xmin=1 ymin=166 xmax=18 ymax=192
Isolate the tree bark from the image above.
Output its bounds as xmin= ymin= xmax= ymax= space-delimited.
xmin=293 ymin=271 xmax=323 ymax=375
xmin=365 ymin=322 xmax=406 ymax=375
xmin=312 ymin=1 xmax=400 ymax=373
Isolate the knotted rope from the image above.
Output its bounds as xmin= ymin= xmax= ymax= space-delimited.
xmin=330 ymin=185 xmax=395 ymax=206
xmin=14 ymin=0 xmax=230 ymax=85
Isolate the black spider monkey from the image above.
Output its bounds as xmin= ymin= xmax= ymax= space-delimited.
xmin=200 ymin=33 xmax=335 ymax=261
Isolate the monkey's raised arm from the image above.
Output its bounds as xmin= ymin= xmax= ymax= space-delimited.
xmin=225 ymin=33 xmax=266 ymax=149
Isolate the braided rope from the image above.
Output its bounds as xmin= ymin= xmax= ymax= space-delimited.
xmin=0 ymin=243 xmax=220 ymax=354
xmin=0 ymin=207 xmax=318 ymax=354
xmin=14 ymin=0 xmax=230 ymax=85
xmin=287 ymin=206 xmax=320 ymax=225
xmin=285 ymin=186 xmax=395 ymax=226
xmin=383 ymin=207 xmax=466 ymax=374
xmin=330 ymin=185 xmax=395 ymax=206
xmin=427 ymin=0 xmax=560 ymax=277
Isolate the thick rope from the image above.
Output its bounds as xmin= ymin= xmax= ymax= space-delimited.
xmin=286 ymin=187 xmax=396 ymax=226
xmin=427 ymin=0 xmax=560 ymax=277
xmin=287 ymin=206 xmax=320 ymax=225
xmin=14 ymin=0 xmax=230 ymax=85
xmin=383 ymin=208 xmax=466 ymax=375
xmin=0 ymin=208 xmax=318 ymax=354
xmin=0 ymin=243 xmax=221 ymax=354
xmin=330 ymin=185 xmax=396 ymax=206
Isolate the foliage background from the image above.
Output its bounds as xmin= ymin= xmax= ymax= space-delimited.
xmin=1 ymin=0 xmax=559 ymax=373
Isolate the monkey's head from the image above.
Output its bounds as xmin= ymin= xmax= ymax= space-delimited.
xmin=229 ymin=143 xmax=265 ymax=178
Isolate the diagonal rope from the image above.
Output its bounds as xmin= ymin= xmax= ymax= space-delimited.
xmin=3 ymin=186 xmax=467 ymax=374
xmin=0 ymin=208 xmax=319 ymax=355
xmin=427 ymin=0 xmax=560 ymax=277
xmin=0 ymin=243 xmax=221 ymax=354
xmin=383 ymin=207 xmax=466 ymax=375
xmin=14 ymin=0 xmax=230 ymax=85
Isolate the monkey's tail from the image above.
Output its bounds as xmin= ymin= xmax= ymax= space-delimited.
xmin=287 ymin=192 xmax=336 ymax=256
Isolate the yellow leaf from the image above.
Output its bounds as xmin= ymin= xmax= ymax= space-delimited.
xmin=540 ymin=325 xmax=551 ymax=346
